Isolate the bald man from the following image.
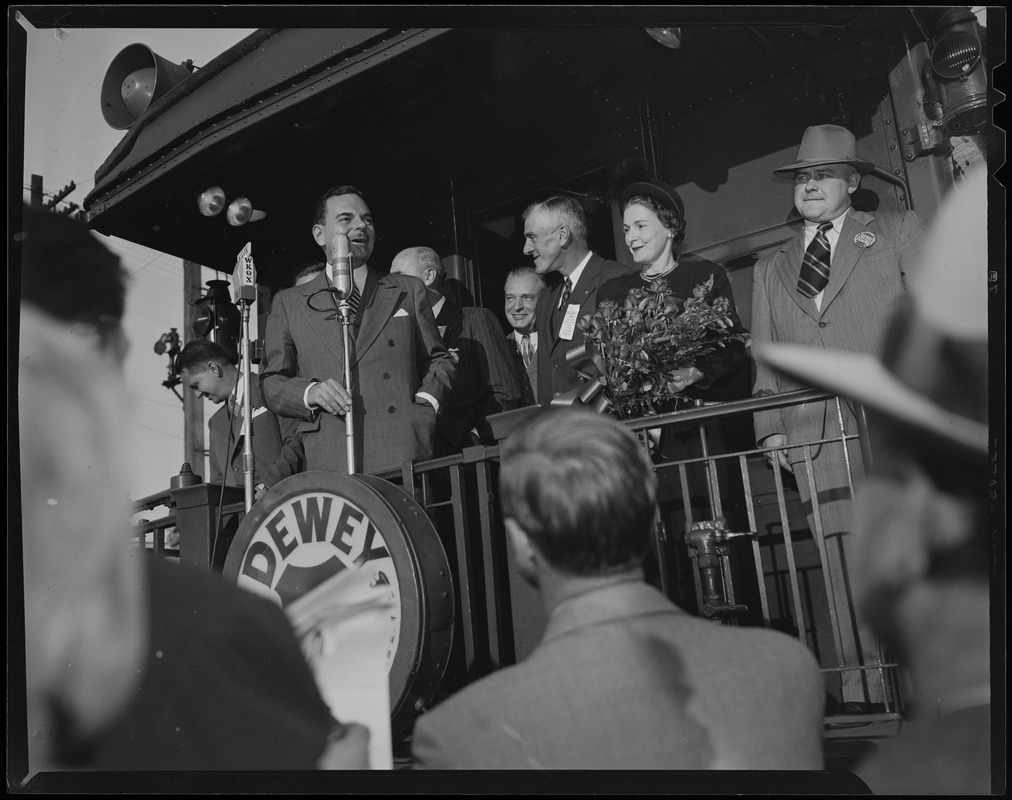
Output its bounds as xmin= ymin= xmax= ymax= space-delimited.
xmin=391 ymin=246 xmax=521 ymax=454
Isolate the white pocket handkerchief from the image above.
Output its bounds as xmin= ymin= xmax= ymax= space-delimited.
xmin=253 ymin=406 xmax=269 ymax=418
xmin=393 ymin=308 xmax=409 ymax=318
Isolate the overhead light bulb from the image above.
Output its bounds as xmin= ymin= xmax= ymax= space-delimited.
xmin=226 ymin=197 xmax=253 ymax=226
xmin=198 ymin=186 xmax=226 ymax=217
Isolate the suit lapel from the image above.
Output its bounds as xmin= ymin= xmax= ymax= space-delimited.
xmin=550 ymin=254 xmax=601 ymax=354
xmin=297 ymin=271 xmax=346 ymax=363
xmin=354 ymin=271 xmax=399 ymax=363
xmin=773 ymin=232 xmax=819 ymax=322
xmin=436 ymin=298 xmax=464 ymax=343
xmin=820 ymin=209 xmax=874 ymax=313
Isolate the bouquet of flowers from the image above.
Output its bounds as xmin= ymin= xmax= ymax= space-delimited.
xmin=578 ymin=274 xmax=749 ymax=420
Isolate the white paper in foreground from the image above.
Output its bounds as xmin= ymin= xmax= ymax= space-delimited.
xmin=285 ymin=568 xmax=396 ymax=770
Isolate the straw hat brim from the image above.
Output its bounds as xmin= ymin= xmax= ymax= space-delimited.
xmin=754 ymin=343 xmax=987 ymax=453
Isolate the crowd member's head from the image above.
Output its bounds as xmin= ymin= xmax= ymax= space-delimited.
xmin=504 ymin=266 xmax=545 ymax=335
xmin=499 ymin=408 xmax=656 ymax=588
xmin=311 ymin=185 xmax=374 ymax=266
xmin=758 ymin=166 xmax=990 ymax=790
xmin=618 ymin=179 xmax=687 ymax=269
xmin=293 ymin=260 xmax=325 ymax=286
xmin=178 ymin=338 xmax=240 ymax=405
xmin=522 ymin=194 xmax=589 ymax=276
xmin=774 ymin=124 xmax=875 ymax=224
xmin=390 ymin=246 xmax=445 ymax=291
xmin=17 ymin=204 xmax=146 ymax=768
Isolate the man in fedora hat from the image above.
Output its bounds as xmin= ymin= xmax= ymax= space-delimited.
xmin=750 ymin=124 xmax=929 ymax=709
xmin=756 ymin=165 xmax=992 ymax=793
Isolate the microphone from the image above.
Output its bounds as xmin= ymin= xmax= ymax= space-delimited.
xmin=232 ymin=242 xmax=257 ymax=304
xmin=333 ymin=233 xmax=353 ymax=300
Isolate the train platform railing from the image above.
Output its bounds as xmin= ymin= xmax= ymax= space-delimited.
xmin=130 ymin=388 xmax=902 ymax=734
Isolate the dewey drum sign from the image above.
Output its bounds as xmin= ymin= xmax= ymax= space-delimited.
xmin=223 ymin=471 xmax=455 ymax=734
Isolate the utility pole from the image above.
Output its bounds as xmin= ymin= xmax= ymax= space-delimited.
xmin=30 ymin=174 xmax=44 ymax=207
xmin=183 ymin=260 xmax=206 ymax=477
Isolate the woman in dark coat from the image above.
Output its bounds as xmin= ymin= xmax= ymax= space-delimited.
xmin=599 ymin=179 xmax=753 ymax=612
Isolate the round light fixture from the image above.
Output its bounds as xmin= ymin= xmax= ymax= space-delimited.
xmin=198 ymin=186 xmax=226 ymax=217
xmin=226 ymin=197 xmax=253 ymax=226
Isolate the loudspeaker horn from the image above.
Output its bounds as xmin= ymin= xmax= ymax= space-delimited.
xmin=100 ymin=44 xmax=194 ymax=130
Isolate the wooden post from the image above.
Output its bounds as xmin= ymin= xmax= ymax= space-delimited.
xmin=183 ymin=260 xmax=206 ymax=478
xmin=30 ymin=174 xmax=43 ymax=208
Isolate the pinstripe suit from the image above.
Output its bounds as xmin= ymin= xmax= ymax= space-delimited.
xmin=433 ymin=298 xmax=521 ymax=450
xmin=412 ymin=580 xmax=824 ymax=769
xmin=751 ymin=206 xmax=927 ymax=701
xmin=534 ymin=253 xmax=630 ymax=405
xmin=261 ymin=268 xmax=455 ymax=475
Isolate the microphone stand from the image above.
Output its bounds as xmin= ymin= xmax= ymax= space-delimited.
xmin=338 ymin=297 xmax=356 ymax=474
xmin=238 ymin=299 xmax=255 ymax=512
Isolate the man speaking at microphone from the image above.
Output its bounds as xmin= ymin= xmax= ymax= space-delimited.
xmin=261 ymin=185 xmax=455 ymax=474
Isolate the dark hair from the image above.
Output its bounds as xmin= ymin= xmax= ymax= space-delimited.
xmin=312 ymin=185 xmax=366 ymax=227
xmin=177 ymin=338 xmax=239 ymax=372
xmin=18 ymin=204 xmax=127 ymax=343
xmin=499 ymin=408 xmax=656 ymax=576
xmin=522 ymin=195 xmax=588 ymax=246
xmin=622 ymin=193 xmax=687 ymax=253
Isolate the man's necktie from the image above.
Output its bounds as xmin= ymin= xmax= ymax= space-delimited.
xmin=347 ymin=282 xmax=362 ymax=324
xmin=558 ymin=277 xmax=573 ymax=311
xmin=797 ymin=222 xmax=834 ymax=299
xmin=520 ymin=333 xmax=534 ymax=369
xmin=227 ymin=394 xmax=242 ymax=419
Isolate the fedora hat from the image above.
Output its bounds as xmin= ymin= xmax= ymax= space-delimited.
xmin=773 ymin=124 xmax=878 ymax=176
xmin=618 ymin=179 xmax=685 ymax=225
xmin=756 ymin=165 xmax=988 ymax=453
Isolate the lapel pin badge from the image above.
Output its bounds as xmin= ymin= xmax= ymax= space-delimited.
xmin=854 ymin=231 xmax=876 ymax=248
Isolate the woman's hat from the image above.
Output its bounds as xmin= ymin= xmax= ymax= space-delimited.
xmin=755 ymin=166 xmax=988 ymax=453
xmin=773 ymin=124 xmax=878 ymax=177
xmin=618 ymin=180 xmax=685 ymax=225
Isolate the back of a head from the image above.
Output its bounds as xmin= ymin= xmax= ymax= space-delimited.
xmin=19 ymin=203 xmax=127 ymax=346
xmin=499 ymin=408 xmax=656 ymax=575
xmin=17 ymin=204 xmax=146 ymax=768
xmin=178 ymin=337 xmax=239 ymax=372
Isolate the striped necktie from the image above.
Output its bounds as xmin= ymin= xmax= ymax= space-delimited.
xmin=520 ymin=333 xmax=534 ymax=369
xmin=797 ymin=222 xmax=834 ymax=298
xmin=557 ymin=277 xmax=573 ymax=311
xmin=347 ymin=282 xmax=362 ymax=324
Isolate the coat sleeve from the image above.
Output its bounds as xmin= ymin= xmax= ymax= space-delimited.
xmin=410 ymin=279 xmax=456 ymax=408
xmin=260 ymin=416 xmax=305 ymax=489
xmin=750 ymin=257 xmax=786 ymax=444
xmin=690 ymin=265 xmax=748 ymax=393
xmin=471 ymin=308 xmax=522 ymax=415
xmin=261 ymin=292 xmax=317 ymax=420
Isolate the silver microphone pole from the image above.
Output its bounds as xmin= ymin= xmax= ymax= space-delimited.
xmin=239 ymin=302 xmax=255 ymax=511
xmin=334 ymin=234 xmax=357 ymax=474
xmin=339 ymin=300 xmax=356 ymax=475
xmin=234 ymin=242 xmax=258 ymax=512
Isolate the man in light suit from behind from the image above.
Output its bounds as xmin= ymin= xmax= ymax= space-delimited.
xmin=751 ymin=124 xmax=928 ymax=710
xmin=411 ymin=407 xmax=825 ymax=770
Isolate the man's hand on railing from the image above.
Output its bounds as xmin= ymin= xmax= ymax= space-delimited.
xmin=761 ymin=434 xmax=794 ymax=474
